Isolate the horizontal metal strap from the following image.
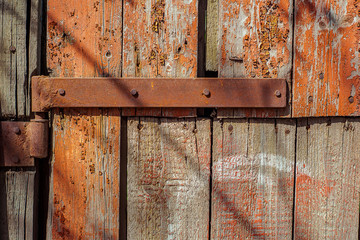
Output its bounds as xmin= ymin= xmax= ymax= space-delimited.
xmin=32 ymin=77 xmax=287 ymax=112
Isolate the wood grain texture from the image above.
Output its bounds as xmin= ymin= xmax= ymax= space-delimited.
xmin=211 ymin=119 xmax=296 ymax=239
xmin=0 ymin=0 xmax=29 ymax=118
xmin=127 ymin=118 xmax=211 ymax=239
xmin=216 ymin=0 xmax=293 ymax=118
xmin=47 ymin=1 xmax=122 ymax=238
xmin=294 ymin=118 xmax=360 ymax=239
xmin=0 ymin=171 xmax=35 ymax=240
xmin=293 ymin=1 xmax=360 ymax=117
xmin=206 ymin=0 xmax=219 ymax=72
xmin=47 ymin=0 xmax=122 ymax=77
xmin=122 ymin=0 xmax=198 ymax=117
xmin=49 ymin=108 xmax=121 ymax=240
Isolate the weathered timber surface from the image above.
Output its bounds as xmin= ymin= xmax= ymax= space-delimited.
xmin=294 ymin=118 xmax=360 ymax=239
xmin=47 ymin=0 xmax=122 ymax=77
xmin=216 ymin=0 xmax=293 ymax=118
xmin=128 ymin=118 xmax=211 ymax=239
xmin=47 ymin=0 xmax=122 ymax=238
xmin=0 ymin=0 xmax=36 ymax=118
xmin=0 ymin=171 xmax=35 ymax=240
xmin=49 ymin=108 xmax=121 ymax=239
xmin=211 ymin=119 xmax=296 ymax=238
xmin=122 ymin=0 xmax=197 ymax=117
xmin=293 ymin=1 xmax=360 ymax=117
xmin=206 ymin=0 xmax=219 ymax=72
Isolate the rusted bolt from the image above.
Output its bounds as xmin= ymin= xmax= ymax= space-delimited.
xmin=308 ymin=96 xmax=313 ymax=103
xmin=349 ymin=96 xmax=354 ymax=103
xmin=14 ymin=127 xmax=21 ymax=135
xmin=130 ymin=89 xmax=138 ymax=97
xmin=274 ymin=90 xmax=281 ymax=98
xmin=228 ymin=125 xmax=233 ymax=132
xmin=58 ymin=89 xmax=66 ymax=96
xmin=203 ymin=88 xmax=210 ymax=97
xmin=319 ymin=72 xmax=324 ymax=79
xmin=9 ymin=46 xmax=16 ymax=53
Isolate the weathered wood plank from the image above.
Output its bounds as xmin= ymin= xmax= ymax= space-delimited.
xmin=128 ymin=118 xmax=211 ymax=239
xmin=122 ymin=0 xmax=197 ymax=117
xmin=293 ymin=1 xmax=360 ymax=117
xmin=47 ymin=0 xmax=122 ymax=238
xmin=206 ymin=0 xmax=219 ymax=72
xmin=0 ymin=171 xmax=35 ymax=240
xmin=294 ymin=118 xmax=360 ymax=238
xmin=49 ymin=108 xmax=121 ymax=239
xmin=211 ymin=119 xmax=295 ymax=238
xmin=216 ymin=0 xmax=293 ymax=118
xmin=0 ymin=0 xmax=28 ymax=118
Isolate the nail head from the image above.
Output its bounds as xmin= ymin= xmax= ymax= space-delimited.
xmin=275 ymin=90 xmax=281 ymax=98
xmin=58 ymin=89 xmax=66 ymax=96
xmin=203 ymin=88 xmax=210 ymax=97
xmin=130 ymin=89 xmax=138 ymax=96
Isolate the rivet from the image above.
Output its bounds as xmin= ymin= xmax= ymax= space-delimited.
xmin=58 ymin=89 xmax=66 ymax=96
xmin=349 ymin=96 xmax=354 ymax=103
xmin=14 ymin=127 xmax=21 ymax=135
xmin=130 ymin=89 xmax=138 ymax=97
xmin=228 ymin=125 xmax=233 ymax=132
xmin=319 ymin=72 xmax=324 ymax=79
xmin=274 ymin=90 xmax=281 ymax=98
xmin=9 ymin=46 xmax=16 ymax=53
xmin=308 ymin=96 xmax=313 ymax=103
xmin=203 ymin=88 xmax=210 ymax=97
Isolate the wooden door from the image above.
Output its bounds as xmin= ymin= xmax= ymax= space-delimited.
xmin=44 ymin=0 xmax=360 ymax=239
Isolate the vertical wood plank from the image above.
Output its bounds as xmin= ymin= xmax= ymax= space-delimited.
xmin=216 ymin=0 xmax=293 ymax=118
xmin=47 ymin=0 xmax=122 ymax=238
xmin=211 ymin=119 xmax=296 ymax=238
xmin=122 ymin=0 xmax=198 ymax=117
xmin=0 ymin=0 xmax=28 ymax=117
xmin=293 ymin=1 xmax=360 ymax=117
xmin=128 ymin=118 xmax=211 ymax=239
xmin=0 ymin=171 xmax=35 ymax=240
xmin=206 ymin=0 xmax=219 ymax=72
xmin=294 ymin=118 xmax=360 ymax=238
xmin=49 ymin=108 xmax=121 ymax=239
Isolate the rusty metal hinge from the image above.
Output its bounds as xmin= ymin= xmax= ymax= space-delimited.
xmin=31 ymin=76 xmax=287 ymax=112
xmin=0 ymin=116 xmax=49 ymax=167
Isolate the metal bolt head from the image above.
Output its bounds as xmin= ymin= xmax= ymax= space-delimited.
xmin=9 ymin=46 xmax=16 ymax=53
xmin=58 ymin=89 xmax=66 ymax=96
xmin=349 ymin=96 xmax=354 ymax=103
xmin=274 ymin=90 xmax=281 ymax=98
xmin=130 ymin=89 xmax=138 ymax=97
xmin=308 ymin=96 xmax=313 ymax=103
xmin=14 ymin=127 xmax=21 ymax=135
xmin=203 ymin=88 xmax=210 ymax=97
xmin=228 ymin=125 xmax=234 ymax=132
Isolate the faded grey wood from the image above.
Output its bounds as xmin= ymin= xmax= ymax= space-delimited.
xmin=128 ymin=118 xmax=211 ymax=239
xmin=294 ymin=118 xmax=360 ymax=239
xmin=0 ymin=0 xmax=29 ymax=118
xmin=206 ymin=0 xmax=219 ymax=72
xmin=211 ymin=119 xmax=296 ymax=238
xmin=28 ymin=0 xmax=40 ymax=116
xmin=0 ymin=171 xmax=35 ymax=240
